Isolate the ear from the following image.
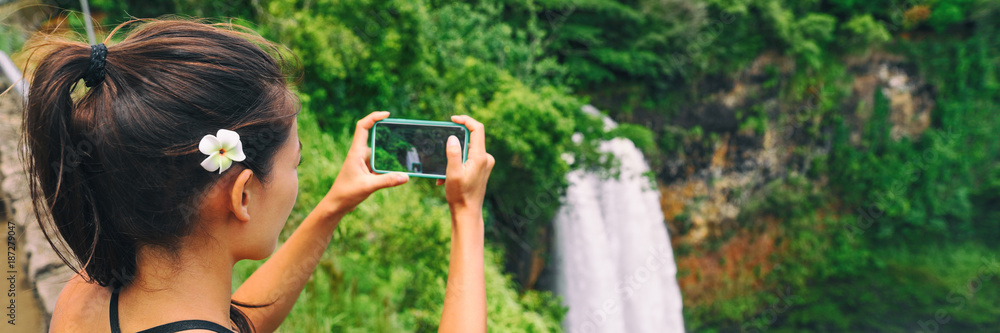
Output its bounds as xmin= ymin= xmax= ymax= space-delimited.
xmin=230 ymin=168 xmax=254 ymax=223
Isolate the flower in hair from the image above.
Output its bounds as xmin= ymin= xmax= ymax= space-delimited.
xmin=199 ymin=129 xmax=246 ymax=174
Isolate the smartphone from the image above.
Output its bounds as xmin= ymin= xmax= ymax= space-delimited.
xmin=370 ymin=118 xmax=469 ymax=179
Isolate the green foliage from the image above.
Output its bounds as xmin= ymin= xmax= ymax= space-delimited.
xmin=371 ymin=146 xmax=406 ymax=173
xmin=828 ymin=34 xmax=997 ymax=246
xmin=256 ymin=1 xmax=607 ymax=266
xmin=607 ymin=123 xmax=657 ymax=159
xmin=841 ymin=14 xmax=892 ymax=50
xmin=674 ymin=1 xmax=1000 ymax=331
xmin=756 ymin=2 xmax=837 ymax=69
xmin=0 ymin=16 xmax=26 ymax=53
xmin=928 ymin=1 xmax=968 ymax=32
xmin=464 ymin=73 xmax=610 ymax=257
xmin=702 ymin=20 xmax=1000 ymax=333
xmin=737 ymin=105 xmax=769 ymax=136
xmin=87 ymin=0 xmax=259 ymax=21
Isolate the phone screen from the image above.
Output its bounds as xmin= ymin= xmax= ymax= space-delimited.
xmin=371 ymin=120 xmax=467 ymax=178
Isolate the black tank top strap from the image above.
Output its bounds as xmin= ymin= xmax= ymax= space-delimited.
xmin=110 ymin=285 xmax=123 ymax=333
xmin=110 ymin=286 xmax=235 ymax=333
xmin=134 ymin=320 xmax=235 ymax=333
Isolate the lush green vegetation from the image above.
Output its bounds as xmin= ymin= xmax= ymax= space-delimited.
xmin=7 ymin=0 xmax=1000 ymax=331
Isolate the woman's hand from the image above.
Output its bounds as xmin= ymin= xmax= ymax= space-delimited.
xmin=437 ymin=115 xmax=495 ymax=220
xmin=438 ymin=115 xmax=492 ymax=333
xmin=235 ymin=114 xmax=407 ymax=332
xmin=322 ymin=111 xmax=409 ymax=216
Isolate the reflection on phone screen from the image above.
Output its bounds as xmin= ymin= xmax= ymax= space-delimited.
xmin=373 ymin=122 xmax=466 ymax=177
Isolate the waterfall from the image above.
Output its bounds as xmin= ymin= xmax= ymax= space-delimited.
xmin=553 ymin=105 xmax=685 ymax=332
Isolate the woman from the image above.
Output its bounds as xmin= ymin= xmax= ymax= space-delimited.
xmin=21 ymin=19 xmax=493 ymax=332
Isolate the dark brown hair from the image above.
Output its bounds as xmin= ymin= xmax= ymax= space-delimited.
xmin=19 ymin=18 xmax=301 ymax=332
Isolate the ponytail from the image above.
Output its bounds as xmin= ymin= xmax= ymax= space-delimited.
xmin=22 ymin=40 xmax=132 ymax=286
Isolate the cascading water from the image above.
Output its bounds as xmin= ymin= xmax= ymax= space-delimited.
xmin=553 ymin=105 xmax=685 ymax=332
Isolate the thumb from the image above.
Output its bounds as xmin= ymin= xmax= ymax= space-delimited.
xmin=370 ymin=172 xmax=409 ymax=191
xmin=445 ymin=135 xmax=463 ymax=178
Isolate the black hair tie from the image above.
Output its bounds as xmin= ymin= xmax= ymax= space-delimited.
xmin=83 ymin=43 xmax=107 ymax=87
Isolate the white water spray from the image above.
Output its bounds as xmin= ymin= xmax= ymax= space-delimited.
xmin=553 ymin=105 xmax=685 ymax=332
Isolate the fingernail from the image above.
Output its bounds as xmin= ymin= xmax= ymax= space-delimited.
xmin=447 ymin=135 xmax=458 ymax=147
xmin=396 ymin=174 xmax=408 ymax=183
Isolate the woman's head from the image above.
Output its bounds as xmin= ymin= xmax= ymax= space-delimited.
xmin=20 ymin=19 xmax=301 ymax=291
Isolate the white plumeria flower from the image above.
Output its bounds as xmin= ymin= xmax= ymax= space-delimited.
xmin=199 ymin=129 xmax=246 ymax=174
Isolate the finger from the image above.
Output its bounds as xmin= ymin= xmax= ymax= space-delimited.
xmin=351 ymin=111 xmax=391 ymax=153
xmin=481 ymin=153 xmax=496 ymax=180
xmin=363 ymin=147 xmax=373 ymax=172
xmin=358 ymin=155 xmax=371 ymax=174
xmin=445 ymin=135 xmax=464 ymax=178
xmin=369 ymin=172 xmax=409 ymax=191
xmin=451 ymin=115 xmax=485 ymax=157
xmin=436 ymin=179 xmax=445 ymax=186
xmin=486 ymin=153 xmax=495 ymax=170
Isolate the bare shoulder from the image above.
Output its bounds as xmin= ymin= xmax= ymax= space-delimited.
xmin=49 ymin=273 xmax=111 ymax=332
